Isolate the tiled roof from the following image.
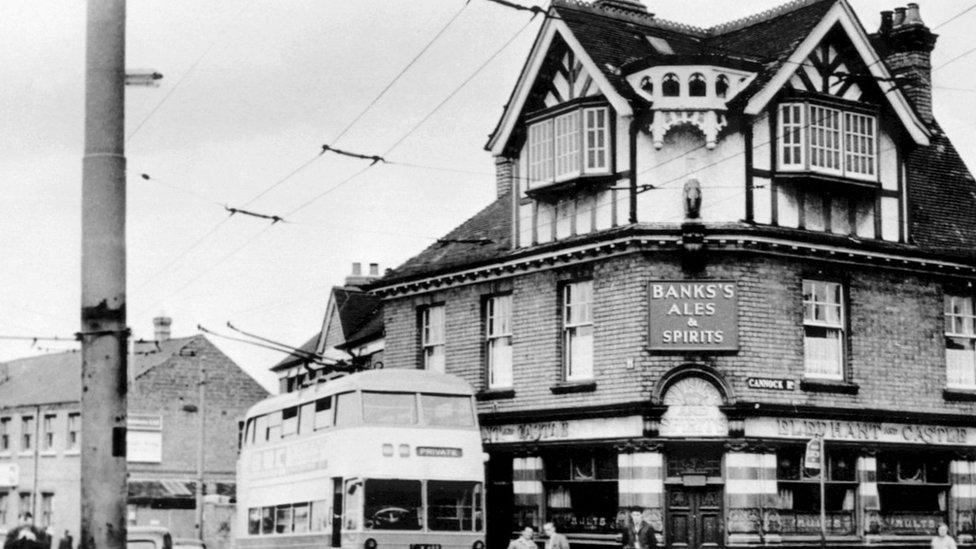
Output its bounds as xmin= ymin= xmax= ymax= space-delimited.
xmin=907 ymin=128 xmax=976 ymax=253
xmin=0 ymin=335 xmax=216 ymax=408
xmin=270 ymin=333 xmax=321 ymax=371
xmin=381 ymin=193 xmax=514 ymax=281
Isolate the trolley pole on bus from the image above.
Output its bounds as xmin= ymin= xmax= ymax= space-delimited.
xmin=81 ymin=2 xmax=128 ymax=549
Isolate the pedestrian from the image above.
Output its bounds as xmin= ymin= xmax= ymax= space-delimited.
xmin=931 ymin=523 xmax=957 ymax=549
xmin=621 ymin=510 xmax=656 ymax=549
xmin=4 ymin=513 xmax=44 ymax=549
xmin=507 ymin=526 xmax=537 ymax=549
xmin=56 ymin=532 xmax=71 ymax=549
xmin=542 ymin=522 xmax=569 ymax=549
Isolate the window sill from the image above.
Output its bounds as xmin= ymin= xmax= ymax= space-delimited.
xmin=944 ymin=388 xmax=976 ymax=402
xmin=800 ymin=378 xmax=859 ymax=394
xmin=776 ymin=171 xmax=879 ymax=192
xmin=40 ymin=450 xmax=57 ymax=457
xmin=550 ymin=380 xmax=597 ymax=394
xmin=476 ymin=388 xmax=515 ymax=401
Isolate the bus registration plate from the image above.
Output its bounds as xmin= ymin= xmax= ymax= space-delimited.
xmin=410 ymin=544 xmax=441 ymax=549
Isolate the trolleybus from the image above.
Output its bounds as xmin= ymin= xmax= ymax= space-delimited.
xmin=236 ymin=369 xmax=486 ymax=549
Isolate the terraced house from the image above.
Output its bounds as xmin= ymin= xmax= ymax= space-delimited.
xmin=368 ymin=1 xmax=976 ymax=548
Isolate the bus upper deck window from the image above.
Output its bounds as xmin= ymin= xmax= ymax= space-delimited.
xmin=362 ymin=392 xmax=417 ymax=425
xmin=314 ymin=397 xmax=333 ymax=430
xmin=421 ymin=394 xmax=475 ymax=427
xmin=282 ymin=407 xmax=298 ymax=437
xmin=299 ymin=402 xmax=315 ymax=434
xmin=254 ymin=415 xmax=269 ymax=444
xmin=334 ymin=392 xmax=361 ymax=426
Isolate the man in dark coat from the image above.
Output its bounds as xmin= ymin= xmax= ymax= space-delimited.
xmin=621 ymin=510 xmax=656 ymax=549
xmin=56 ymin=531 xmax=72 ymax=549
xmin=4 ymin=513 xmax=45 ymax=549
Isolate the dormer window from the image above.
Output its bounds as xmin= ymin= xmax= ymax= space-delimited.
xmin=526 ymin=104 xmax=611 ymax=189
xmin=689 ymin=73 xmax=706 ymax=97
xmin=777 ymin=102 xmax=878 ymax=182
xmin=662 ymin=73 xmax=680 ymax=97
xmin=715 ymin=75 xmax=729 ymax=98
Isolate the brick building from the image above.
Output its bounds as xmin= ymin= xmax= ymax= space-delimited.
xmin=367 ymin=1 xmax=976 ymax=549
xmin=0 ymin=318 xmax=268 ymax=549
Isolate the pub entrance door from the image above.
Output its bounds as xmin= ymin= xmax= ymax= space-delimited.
xmin=666 ymin=486 xmax=722 ymax=549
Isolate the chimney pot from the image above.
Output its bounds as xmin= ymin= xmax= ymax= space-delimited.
xmin=903 ymin=3 xmax=924 ymax=26
xmin=369 ymin=263 xmax=379 ymax=276
xmin=893 ymin=7 xmax=906 ymax=27
xmin=153 ymin=316 xmax=172 ymax=342
xmin=352 ymin=262 xmax=362 ymax=276
xmin=879 ymin=10 xmax=893 ymax=36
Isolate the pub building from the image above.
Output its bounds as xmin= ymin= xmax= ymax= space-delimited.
xmin=366 ymin=1 xmax=976 ymax=548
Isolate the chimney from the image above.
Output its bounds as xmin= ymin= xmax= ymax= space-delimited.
xmin=153 ymin=316 xmax=172 ymax=342
xmin=879 ymin=10 xmax=893 ymax=37
xmin=345 ymin=262 xmax=381 ymax=287
xmin=874 ymin=3 xmax=937 ymax=124
xmin=593 ymin=0 xmax=649 ymax=14
xmin=495 ymin=156 xmax=513 ymax=198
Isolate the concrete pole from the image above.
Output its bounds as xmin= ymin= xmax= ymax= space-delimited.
xmin=81 ymin=2 xmax=128 ymax=549
xmin=196 ymin=365 xmax=206 ymax=540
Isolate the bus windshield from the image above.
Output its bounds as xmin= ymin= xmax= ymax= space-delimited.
xmin=362 ymin=392 xmax=416 ymax=425
xmin=421 ymin=394 xmax=474 ymax=427
xmin=362 ymin=479 xmax=483 ymax=532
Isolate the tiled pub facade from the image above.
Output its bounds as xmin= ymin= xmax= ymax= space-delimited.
xmin=370 ymin=1 xmax=976 ymax=548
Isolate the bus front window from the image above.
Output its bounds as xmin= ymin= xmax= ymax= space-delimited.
xmin=362 ymin=392 xmax=417 ymax=425
xmin=420 ymin=395 xmax=475 ymax=427
xmin=363 ymin=479 xmax=422 ymax=530
xmin=427 ymin=481 xmax=483 ymax=531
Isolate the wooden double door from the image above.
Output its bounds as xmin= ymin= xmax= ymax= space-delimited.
xmin=666 ymin=486 xmax=722 ymax=549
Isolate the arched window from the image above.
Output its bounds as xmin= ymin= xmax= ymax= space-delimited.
xmin=662 ymin=73 xmax=680 ymax=97
xmin=640 ymin=76 xmax=654 ymax=95
xmin=716 ymin=74 xmax=730 ymax=98
xmin=689 ymin=73 xmax=707 ymax=97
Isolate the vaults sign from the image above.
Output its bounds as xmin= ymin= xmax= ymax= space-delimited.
xmin=648 ymin=280 xmax=738 ymax=351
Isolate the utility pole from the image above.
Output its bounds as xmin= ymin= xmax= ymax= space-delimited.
xmin=81 ymin=3 xmax=128 ymax=549
xmin=196 ymin=364 xmax=206 ymax=541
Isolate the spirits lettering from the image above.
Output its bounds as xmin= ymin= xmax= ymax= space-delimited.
xmin=648 ymin=280 xmax=738 ymax=351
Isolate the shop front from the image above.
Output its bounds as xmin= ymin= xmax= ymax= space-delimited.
xmin=481 ymin=371 xmax=976 ymax=549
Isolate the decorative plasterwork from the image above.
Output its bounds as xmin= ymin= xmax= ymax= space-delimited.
xmin=650 ymin=110 xmax=727 ymax=150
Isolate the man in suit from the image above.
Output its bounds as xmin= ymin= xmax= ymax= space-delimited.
xmin=621 ymin=510 xmax=656 ymax=549
xmin=543 ymin=522 xmax=570 ymax=549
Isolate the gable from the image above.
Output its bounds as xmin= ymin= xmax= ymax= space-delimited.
xmin=487 ymin=17 xmax=632 ymax=156
xmin=786 ymin=30 xmax=868 ymax=102
xmin=744 ymin=0 xmax=929 ymax=145
xmin=528 ymin=39 xmax=602 ymax=112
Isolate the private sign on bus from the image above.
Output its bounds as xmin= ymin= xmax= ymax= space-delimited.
xmin=237 ymin=369 xmax=486 ymax=549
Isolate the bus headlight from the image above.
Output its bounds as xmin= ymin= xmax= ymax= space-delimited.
xmin=364 ymin=538 xmax=377 ymax=549
xmin=472 ymin=541 xmax=485 ymax=549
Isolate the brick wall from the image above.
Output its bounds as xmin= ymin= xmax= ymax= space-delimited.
xmin=128 ymin=336 xmax=269 ymax=476
xmin=382 ymin=251 xmax=976 ymax=416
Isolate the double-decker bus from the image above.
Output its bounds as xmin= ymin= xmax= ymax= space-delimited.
xmin=236 ymin=369 xmax=486 ymax=549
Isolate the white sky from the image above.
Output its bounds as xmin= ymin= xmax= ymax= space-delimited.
xmin=1 ymin=0 xmax=974 ymax=393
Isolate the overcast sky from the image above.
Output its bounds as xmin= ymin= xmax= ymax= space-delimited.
xmin=1 ymin=0 xmax=974 ymax=393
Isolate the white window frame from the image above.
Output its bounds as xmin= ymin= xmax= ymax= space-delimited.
xmin=486 ymin=295 xmax=513 ymax=389
xmin=778 ymin=102 xmax=878 ymax=182
xmin=21 ymin=416 xmax=34 ymax=452
xmin=563 ymin=281 xmax=594 ymax=381
xmin=67 ymin=413 xmax=80 ymax=451
xmin=802 ymin=279 xmax=845 ymax=380
xmin=0 ymin=418 xmax=9 ymax=452
xmin=42 ymin=414 xmax=55 ymax=451
xmin=526 ymin=105 xmax=611 ymax=189
xmin=422 ymin=305 xmax=446 ymax=373
xmin=945 ymin=294 xmax=976 ymax=389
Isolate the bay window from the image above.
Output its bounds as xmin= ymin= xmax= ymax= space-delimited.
xmin=421 ymin=305 xmax=445 ymax=373
xmin=563 ymin=281 xmax=594 ymax=381
xmin=802 ymin=280 xmax=845 ymax=380
xmin=485 ymin=294 xmax=513 ymax=389
xmin=778 ymin=103 xmax=877 ymax=181
xmin=945 ymin=294 xmax=976 ymax=389
xmin=527 ymin=105 xmax=611 ymax=189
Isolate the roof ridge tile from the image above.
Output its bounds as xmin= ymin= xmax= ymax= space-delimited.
xmin=708 ymin=0 xmax=833 ymax=35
